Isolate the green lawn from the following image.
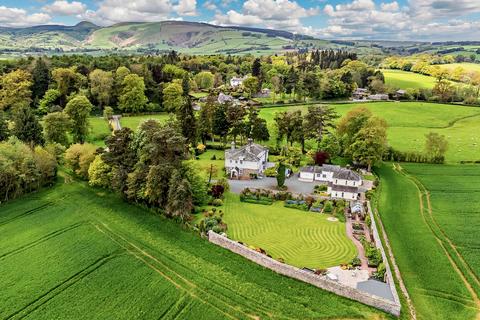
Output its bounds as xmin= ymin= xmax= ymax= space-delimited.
xmin=222 ymin=193 xmax=357 ymax=269
xmin=439 ymin=63 xmax=480 ymax=73
xmin=382 ymin=69 xmax=437 ymax=89
xmin=193 ymin=150 xmax=225 ymax=180
xmin=376 ymin=164 xmax=480 ymax=320
xmin=0 ymin=176 xmax=389 ymax=319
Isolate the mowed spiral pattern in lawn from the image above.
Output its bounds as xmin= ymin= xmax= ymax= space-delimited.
xmin=223 ymin=193 xmax=357 ymax=269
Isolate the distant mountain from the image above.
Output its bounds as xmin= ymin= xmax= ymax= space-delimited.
xmin=0 ymin=20 xmax=348 ymax=55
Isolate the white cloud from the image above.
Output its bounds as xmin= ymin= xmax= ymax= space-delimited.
xmin=0 ymin=6 xmax=51 ymax=27
xmin=43 ymin=1 xmax=87 ymax=16
xmin=80 ymin=0 xmax=174 ymax=26
xmin=203 ymin=0 xmax=217 ymax=11
xmin=317 ymin=0 xmax=480 ymax=40
xmin=211 ymin=0 xmax=318 ymax=32
xmin=174 ymin=0 xmax=198 ymax=16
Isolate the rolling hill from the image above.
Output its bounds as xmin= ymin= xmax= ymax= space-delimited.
xmin=0 ymin=20 xmax=362 ymax=55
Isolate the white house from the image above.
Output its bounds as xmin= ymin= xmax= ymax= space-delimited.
xmin=230 ymin=76 xmax=246 ymax=88
xmin=225 ymin=140 xmax=269 ymax=179
xmin=299 ymin=165 xmax=363 ymax=200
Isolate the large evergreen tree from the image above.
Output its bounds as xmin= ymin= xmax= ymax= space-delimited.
xmin=31 ymin=58 xmax=50 ymax=104
xmin=11 ymin=106 xmax=44 ymax=146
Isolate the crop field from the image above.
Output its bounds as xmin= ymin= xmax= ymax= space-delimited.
xmin=376 ymin=164 xmax=480 ymax=320
xmin=222 ymin=193 xmax=357 ymax=269
xmin=0 ymin=176 xmax=387 ymax=319
xmin=382 ymin=69 xmax=437 ymax=89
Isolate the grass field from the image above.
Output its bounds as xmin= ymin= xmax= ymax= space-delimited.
xmin=376 ymin=163 xmax=480 ymax=320
xmin=87 ymin=101 xmax=480 ymax=163
xmin=258 ymin=102 xmax=480 ymax=163
xmin=0 ymin=175 xmax=389 ymax=319
xmin=222 ymin=193 xmax=357 ymax=269
xmin=438 ymin=63 xmax=480 ymax=73
xmin=382 ymin=69 xmax=437 ymax=89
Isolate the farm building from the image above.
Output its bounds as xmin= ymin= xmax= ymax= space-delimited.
xmin=353 ymin=88 xmax=369 ymax=100
xmin=225 ymin=139 xmax=270 ymax=179
xmin=299 ymin=165 xmax=363 ymax=200
xmin=368 ymin=93 xmax=389 ymax=101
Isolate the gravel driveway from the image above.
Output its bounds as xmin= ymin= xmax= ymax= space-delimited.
xmin=228 ymin=176 xmax=325 ymax=195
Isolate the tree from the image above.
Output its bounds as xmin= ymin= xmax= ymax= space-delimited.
xmin=162 ymin=82 xmax=184 ymax=112
xmin=51 ymin=67 xmax=85 ymax=106
xmin=31 ymin=58 xmax=50 ymax=103
xmin=274 ymin=110 xmax=304 ymax=148
xmin=246 ymin=107 xmax=269 ymax=141
xmin=113 ymin=66 xmax=131 ymax=102
xmin=313 ymin=151 xmax=330 ymax=165
xmin=212 ymin=103 xmax=230 ymax=144
xmin=166 ymin=169 xmax=193 ymax=222
xmin=89 ymin=69 xmax=113 ymax=108
xmin=318 ymin=133 xmax=341 ymax=159
xmin=337 ymin=106 xmax=373 ymax=147
xmin=425 ymin=132 xmax=448 ymax=160
xmin=243 ymin=76 xmax=259 ymax=98
xmin=38 ymin=89 xmax=61 ymax=114
xmin=198 ymin=95 xmax=216 ymax=143
xmin=252 ymin=58 xmax=262 ymax=77
xmin=276 ymin=162 xmax=286 ymax=188
xmin=103 ymin=127 xmax=137 ymax=193
xmin=64 ymin=95 xmax=93 ymax=144
xmin=226 ymin=103 xmax=246 ymax=143
xmin=0 ymin=111 xmax=9 ymax=142
xmin=118 ymin=74 xmax=147 ymax=113
xmin=88 ymin=155 xmax=112 ymax=188
xmin=177 ymin=96 xmax=197 ymax=146
xmin=303 ymin=105 xmax=339 ymax=148
xmin=432 ymin=79 xmax=454 ymax=102
xmin=145 ymin=163 xmax=175 ymax=207
xmin=43 ymin=112 xmax=71 ymax=146
xmin=270 ymin=75 xmax=283 ymax=103
xmin=64 ymin=143 xmax=97 ymax=179
xmin=194 ymin=71 xmax=214 ymax=90
xmin=0 ymin=69 xmax=32 ymax=111
xmin=348 ymin=117 xmax=388 ymax=171
xmin=11 ymin=106 xmax=44 ymax=147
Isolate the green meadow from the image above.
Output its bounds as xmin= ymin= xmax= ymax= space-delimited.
xmin=88 ymin=101 xmax=480 ymax=163
xmin=0 ymin=175 xmax=388 ymax=319
xmin=382 ymin=69 xmax=437 ymax=89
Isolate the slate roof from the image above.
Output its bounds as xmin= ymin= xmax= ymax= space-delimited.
xmin=357 ymin=279 xmax=395 ymax=302
xmin=332 ymin=168 xmax=362 ymax=181
xmin=299 ymin=166 xmax=323 ymax=173
xmin=225 ymin=143 xmax=268 ymax=162
xmin=328 ymin=183 xmax=359 ymax=193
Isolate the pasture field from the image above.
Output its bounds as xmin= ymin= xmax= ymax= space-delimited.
xmin=87 ymin=101 xmax=480 ymax=163
xmin=376 ymin=164 xmax=480 ymax=320
xmin=382 ymin=69 xmax=437 ymax=89
xmin=222 ymin=193 xmax=357 ymax=269
xmin=0 ymin=175 xmax=387 ymax=319
xmin=438 ymin=63 xmax=480 ymax=73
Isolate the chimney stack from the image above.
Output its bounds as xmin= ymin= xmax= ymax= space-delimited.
xmin=231 ymin=141 xmax=236 ymax=150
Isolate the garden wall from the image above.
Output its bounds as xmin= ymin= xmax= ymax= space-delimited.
xmin=208 ymin=231 xmax=401 ymax=317
xmin=366 ymin=201 xmax=401 ymax=307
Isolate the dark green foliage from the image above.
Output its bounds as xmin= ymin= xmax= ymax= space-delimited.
xmin=31 ymin=58 xmax=50 ymax=103
xmin=276 ymin=162 xmax=286 ymax=188
xmin=43 ymin=112 xmax=71 ymax=146
xmin=63 ymin=95 xmax=93 ymax=143
xmin=11 ymin=106 xmax=44 ymax=146
xmin=177 ymin=96 xmax=197 ymax=146
xmin=0 ymin=111 xmax=9 ymax=142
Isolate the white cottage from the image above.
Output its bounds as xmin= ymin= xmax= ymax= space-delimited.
xmin=225 ymin=140 xmax=269 ymax=179
xmin=230 ymin=76 xmax=246 ymax=88
xmin=299 ymin=165 xmax=363 ymax=200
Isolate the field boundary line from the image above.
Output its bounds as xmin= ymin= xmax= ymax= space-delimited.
xmin=0 ymin=202 xmax=53 ymax=227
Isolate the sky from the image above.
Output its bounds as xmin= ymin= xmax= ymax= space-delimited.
xmin=1 ymin=0 xmax=480 ymax=41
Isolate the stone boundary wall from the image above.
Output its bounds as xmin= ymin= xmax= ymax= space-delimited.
xmin=366 ymin=201 xmax=401 ymax=306
xmin=208 ymin=231 xmax=401 ymax=317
